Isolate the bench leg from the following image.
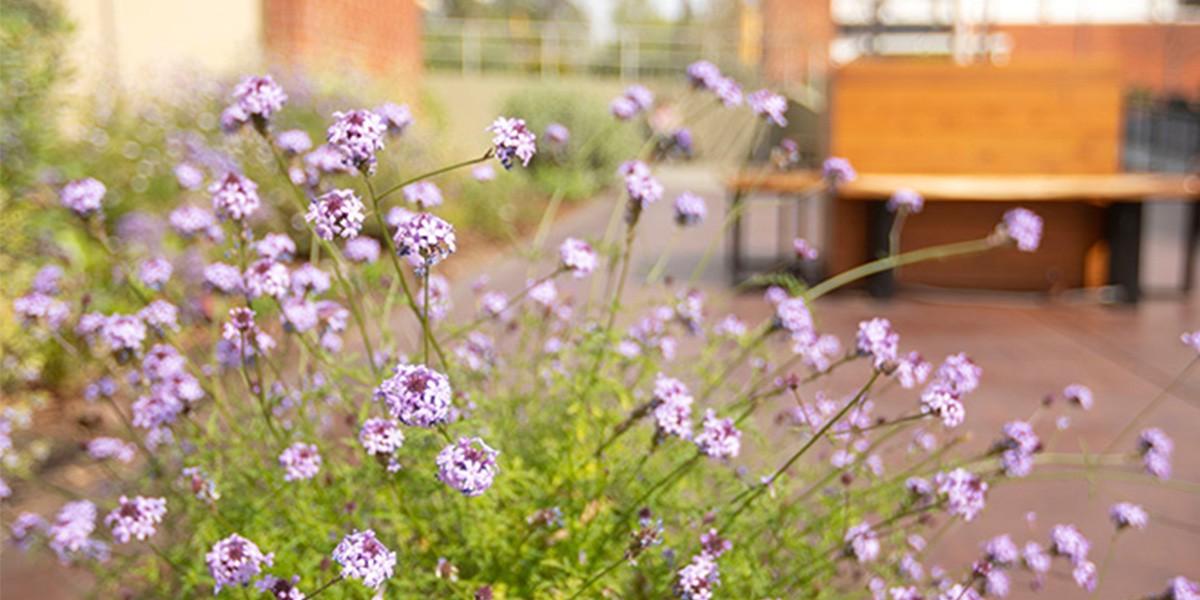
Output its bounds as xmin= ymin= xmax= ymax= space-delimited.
xmin=1106 ymin=202 xmax=1142 ymax=304
xmin=1185 ymin=201 xmax=1199 ymax=293
xmin=866 ymin=200 xmax=895 ymax=298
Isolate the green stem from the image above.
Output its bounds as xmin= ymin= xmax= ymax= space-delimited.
xmin=374 ymin=151 xmax=493 ymax=202
xmin=1101 ymin=356 xmax=1198 ymax=454
xmin=805 ymin=237 xmax=998 ymax=302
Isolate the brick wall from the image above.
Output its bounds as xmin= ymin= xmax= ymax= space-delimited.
xmin=263 ymin=0 xmax=422 ymax=81
xmin=760 ymin=0 xmax=834 ymax=87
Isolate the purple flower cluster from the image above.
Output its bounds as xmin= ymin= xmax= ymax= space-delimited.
xmin=748 ymin=89 xmax=788 ymax=127
xmin=487 ymin=116 xmax=537 ymax=169
xmin=695 ymin=409 xmax=741 ymax=459
xmin=611 ymin=85 xmax=654 ymax=120
xmin=934 ymin=468 xmax=988 ymax=521
xmin=1182 ymin=329 xmax=1200 ymax=354
xmin=206 ymin=533 xmax=273 ymax=593
xmin=619 ymin=160 xmax=663 ymax=213
xmin=888 ymin=188 xmax=924 ymax=213
xmin=918 ymin=353 xmax=982 ymax=428
xmin=359 ymin=418 xmax=405 ymax=472
xmin=436 ymin=437 xmax=500 ymax=497
xmin=996 ymin=420 xmax=1041 ymax=477
xmin=673 ymin=192 xmax=707 ymax=226
xmin=856 ymin=317 xmax=900 ymax=370
xmin=60 ymin=178 xmax=106 ymax=217
xmin=275 ymin=129 xmax=312 ymax=155
xmin=333 ymin=529 xmax=396 ymax=590
xmin=845 ymin=521 xmax=880 ymax=563
xmin=1138 ymin=427 xmax=1174 ymax=480
xmin=376 ymin=102 xmax=413 ymax=135
xmin=402 ymin=181 xmax=443 ymax=209
xmin=652 ymin=374 xmax=694 ymax=440
xmin=559 ymin=237 xmax=597 ymax=277
xmin=327 ymin=109 xmax=387 ymax=173
xmin=375 ymin=363 xmax=453 ymax=427
xmin=822 ymin=157 xmax=857 ymax=184
xmin=13 ymin=293 xmax=70 ymax=329
xmin=210 ymin=172 xmax=261 ymax=221
xmin=105 ymin=495 xmax=166 ymax=543
xmin=792 ymin=238 xmax=818 ymax=260
xmin=48 ymin=500 xmax=108 ymax=564
xmin=1001 ymin=207 xmax=1044 ymax=252
xmin=169 ymin=204 xmax=222 ymax=241
xmin=243 ymin=259 xmax=291 ymax=299
xmin=1109 ymin=502 xmax=1148 ymax=530
xmin=544 ymin=122 xmax=570 ymax=145
xmin=87 ymin=437 xmax=136 ymax=463
xmin=306 ymin=188 xmax=366 ymax=240
xmin=345 ymin=236 xmax=381 ymax=263
xmin=393 ymin=212 xmax=457 ymax=273
xmin=279 ymin=442 xmax=322 ymax=481
xmin=229 ymin=75 xmax=287 ymax=124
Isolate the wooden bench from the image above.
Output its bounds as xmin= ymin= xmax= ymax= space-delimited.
xmin=725 ymin=170 xmax=1200 ymax=302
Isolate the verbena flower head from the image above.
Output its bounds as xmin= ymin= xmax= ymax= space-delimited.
xmin=559 ymin=237 xmax=597 ymax=277
xmin=686 ymin=60 xmax=721 ymax=89
xmin=845 ymin=521 xmax=880 ymax=563
xmin=623 ymin=85 xmax=654 ymax=111
xmin=610 ymin=95 xmax=640 ymax=120
xmin=333 ymin=529 xmax=396 ymax=590
xmin=545 ymin=122 xmax=569 ymax=145
xmin=256 ymin=575 xmax=306 ymax=600
xmin=230 ymin=75 xmax=286 ymax=123
xmin=105 ymin=495 xmax=166 ymax=543
xmin=472 ymin=163 xmax=496 ymax=181
xmin=375 ymin=102 xmax=413 ymax=135
xmin=279 ymin=442 xmax=321 ymax=481
xmin=175 ymin=163 xmax=205 ymax=189
xmin=393 ymin=212 xmax=457 ymax=273
xmin=895 ymin=352 xmax=931 ymax=389
xmin=169 ymin=205 xmax=220 ymax=240
xmin=695 ymin=409 xmax=741 ymax=459
xmin=345 ymin=236 xmax=381 ymax=263
xmin=487 ymin=116 xmax=537 ymax=169
xmin=1182 ymin=330 xmax=1200 ymax=354
xmin=243 ymin=259 xmax=291 ymax=299
xmin=275 ymin=129 xmax=312 ymax=155
xmin=888 ymin=188 xmax=924 ymax=213
xmin=1063 ymin=383 xmax=1093 ymax=410
xmin=437 ymin=437 xmax=500 ymax=497
xmin=13 ymin=293 xmax=70 ymax=329
xmin=822 ymin=157 xmax=857 ymax=184
xmin=776 ymin=296 xmax=814 ymax=338
xmin=181 ymin=466 xmax=220 ymax=502
xmin=306 ymin=188 xmax=366 ymax=240
xmin=792 ymin=238 xmax=818 ymax=260
xmin=1164 ymin=577 xmax=1200 ymax=599
xmin=87 ymin=437 xmax=136 ymax=463
xmin=204 ymin=262 xmax=243 ymax=294
xmin=856 ymin=317 xmax=900 ymax=370
xmin=375 ymin=363 xmax=453 ymax=427
xmin=32 ymin=264 xmax=63 ymax=295
xmin=101 ymin=314 xmax=147 ymax=355
xmin=48 ymin=500 xmax=102 ymax=564
xmin=209 ymin=172 xmax=260 ymax=221
xmin=621 ymin=161 xmax=663 ymax=211
xmin=206 ymin=533 xmax=273 ymax=593
xmin=1000 ymin=208 xmax=1043 ymax=252
xmin=1138 ymin=427 xmax=1173 ymax=480
xmin=359 ymin=417 xmax=405 ymax=462
xmin=748 ymin=89 xmax=788 ymax=127
xmin=712 ymin=76 xmax=743 ymax=107
xmin=1109 ymin=502 xmax=1148 ymax=530
xmin=138 ymin=257 xmax=172 ymax=290
xmin=921 ymin=385 xmax=965 ymax=428
xmin=933 ymin=352 xmax=982 ymax=394
xmin=61 ymin=178 xmax=106 ymax=217
xmin=673 ymin=192 xmax=707 ymax=226
xmin=984 ymin=534 xmax=1019 ymax=566
xmin=675 ymin=553 xmax=720 ymax=599
xmin=1050 ymin=523 xmax=1091 ymax=564
xmin=403 ymin=181 xmax=443 ymax=209
xmin=652 ymin=374 xmax=694 ymax=440
xmin=10 ymin=512 xmax=47 ymax=551
xmin=934 ymin=468 xmax=987 ymax=521
xmin=327 ymin=109 xmax=387 ymax=174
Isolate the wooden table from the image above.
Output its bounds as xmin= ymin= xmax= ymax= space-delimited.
xmin=726 ymin=171 xmax=1200 ymax=301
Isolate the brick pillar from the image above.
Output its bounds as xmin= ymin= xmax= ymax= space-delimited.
xmin=263 ymin=0 xmax=422 ymax=81
xmin=760 ymin=0 xmax=834 ymax=87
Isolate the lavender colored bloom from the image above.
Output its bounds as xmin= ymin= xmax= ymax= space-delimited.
xmin=402 ymin=181 xmax=443 ymax=209
xmin=13 ymin=293 xmax=70 ymax=329
xmin=137 ymin=257 xmax=172 ymax=290
xmin=488 ymin=116 xmax=537 ymax=169
xmin=559 ymin=237 xmax=597 ymax=277
xmin=623 ymin=166 xmax=664 ymax=212
xmin=279 ymin=442 xmax=321 ymax=481
xmin=60 ymin=178 xmax=106 ymax=217
xmin=375 ymin=363 xmax=453 ymax=427
xmin=856 ymin=317 xmax=900 ymax=370
xmin=206 ymin=533 xmax=273 ymax=593
xmin=417 ymin=273 xmax=452 ymax=321
xmin=686 ymin=60 xmax=722 ymax=89
xmin=327 ymin=109 xmax=387 ymax=173
xmin=472 ymin=163 xmax=496 ymax=181
xmin=934 ymin=468 xmax=988 ymax=521
xmin=387 ymin=206 xmax=415 ymax=228
xmin=1001 ymin=208 xmax=1043 ymax=252
xmin=375 ymin=102 xmax=413 ymax=135
xmin=175 ymin=163 xmax=205 ymax=190
xmin=359 ymin=418 xmax=405 ymax=463
xmin=221 ymin=105 xmax=248 ymax=133
xmin=610 ymin=96 xmax=640 ymax=120
xmin=528 ymin=278 xmax=558 ymax=308
xmin=393 ymin=212 xmax=456 ymax=272
xmin=776 ymin=297 xmax=814 ymax=338
xmin=290 ymin=263 xmax=330 ymax=296
xmin=792 ymin=238 xmax=818 ymax=260
xmin=48 ymin=500 xmax=102 ymax=564
xmin=544 ymin=123 xmax=570 ymax=146
xmin=231 ymin=75 xmax=286 ymax=121
xmin=1051 ymin=523 xmax=1091 ymax=565
xmin=673 ymin=192 xmax=707 ymax=226
xmin=204 ymin=262 xmax=243 ymax=294
xmin=257 ymin=575 xmax=306 ymax=600
xmin=101 ymin=314 xmax=146 ymax=354
xmin=479 ymin=291 xmax=509 ymax=319
xmin=938 ymin=585 xmax=981 ymax=600
xmin=256 ymin=233 xmax=296 ymax=261
xmin=695 ymin=409 xmax=741 ymax=459
xmin=345 ymin=236 xmax=381 ymax=263
xmin=275 ymin=129 xmax=312 ymax=155
xmin=822 ymin=157 xmax=857 ymax=184
xmin=895 ymin=352 xmax=932 ymax=389
xmin=624 ymin=85 xmax=654 ymax=111
xmin=920 ymin=385 xmax=965 ymax=428
xmin=714 ymin=314 xmax=747 ymax=338
xmin=712 ymin=76 xmax=743 ymax=107
xmin=748 ymin=89 xmax=788 ymax=127
xmin=675 ymin=553 xmax=720 ymax=599
xmin=209 ymin=172 xmax=260 ymax=221
xmin=306 ymin=188 xmax=366 ymax=240
xmin=1063 ymin=383 xmax=1094 ymax=410
xmin=333 ymin=529 xmax=396 ymax=589
xmin=169 ymin=205 xmax=220 ymax=240
xmin=88 ymin=437 xmax=136 ymax=463
xmin=10 ymin=512 xmax=47 ymax=550
xmin=105 ymin=495 xmax=166 ymax=543
xmin=305 ymin=144 xmax=353 ymax=176
xmin=1164 ymin=577 xmax=1200 ymax=600
xmin=243 ymin=259 xmax=290 ymax=299
xmin=652 ymin=374 xmax=694 ymax=440
xmin=1182 ymin=330 xmax=1200 ymax=354
xmin=1109 ymin=502 xmax=1148 ymax=530
xmin=181 ymin=466 xmax=220 ymax=502
xmin=32 ymin=265 xmax=63 ymax=295
xmin=699 ymin=528 xmax=732 ymax=558
xmin=845 ymin=521 xmax=880 ymax=563
xmin=1073 ymin=560 xmax=1098 ymax=592
xmin=933 ymin=353 xmax=982 ymax=394
xmin=136 ymin=300 xmax=178 ymax=332
xmin=1022 ymin=541 xmax=1051 ymax=577
xmin=888 ymin=188 xmax=924 ymax=213
xmin=437 ymin=437 xmax=500 ymax=497
xmin=1138 ymin=428 xmax=1174 ymax=480
xmin=984 ymin=534 xmax=1019 ymax=566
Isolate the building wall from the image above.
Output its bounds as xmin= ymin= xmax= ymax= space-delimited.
xmin=760 ymin=0 xmax=835 ymax=88
xmin=263 ymin=0 xmax=423 ymax=81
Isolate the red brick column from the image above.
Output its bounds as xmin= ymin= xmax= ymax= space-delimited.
xmin=263 ymin=0 xmax=422 ymax=81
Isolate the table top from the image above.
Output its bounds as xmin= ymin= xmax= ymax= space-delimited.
xmin=727 ymin=170 xmax=1200 ymax=202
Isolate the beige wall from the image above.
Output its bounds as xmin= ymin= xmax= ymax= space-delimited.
xmin=64 ymin=0 xmax=263 ymax=94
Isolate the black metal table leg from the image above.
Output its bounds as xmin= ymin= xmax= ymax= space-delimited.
xmin=866 ymin=200 xmax=895 ymax=298
xmin=1106 ymin=202 xmax=1143 ymax=304
xmin=1184 ymin=201 xmax=1199 ymax=293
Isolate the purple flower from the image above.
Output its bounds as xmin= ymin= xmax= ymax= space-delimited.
xmin=559 ymin=237 xmax=597 ymax=277
xmin=138 ymin=300 xmax=179 ymax=332
xmin=856 ymin=317 xmax=899 ymax=370
xmin=622 ymin=163 xmax=663 ymax=212
xmin=138 ymin=257 xmax=173 ymax=290
xmin=652 ymin=374 xmax=694 ymax=440
xmin=417 ymin=273 xmax=452 ymax=321
xmin=375 ymin=363 xmax=453 ymax=427
xmin=675 ymin=553 xmax=720 ymax=599
xmin=256 ymin=233 xmax=296 ymax=261
xmin=175 ymin=163 xmax=205 ymax=190
xmin=48 ymin=500 xmax=104 ymax=564
xmin=437 ymin=437 xmax=500 ymax=497
xmin=279 ymin=442 xmax=321 ymax=481
xmin=375 ymin=102 xmax=414 ymax=135
xmin=1109 ymin=502 xmax=1148 ymax=530
xmin=888 ymin=188 xmax=924 ymax=213
xmin=1138 ymin=428 xmax=1173 ymax=480
xmin=673 ymin=192 xmax=707 ymax=226
xmin=169 ymin=205 xmax=220 ymax=240
xmin=290 ymin=263 xmax=330 ymax=296
xmin=10 ymin=512 xmax=47 ymax=550
xmin=544 ymin=123 xmax=570 ymax=146
xmin=243 ymin=259 xmax=291 ymax=299
xmin=1051 ymin=523 xmax=1091 ymax=565
xmin=610 ymin=96 xmax=640 ymax=120
xmin=306 ymin=189 xmax=366 ymax=240
xmin=32 ymin=265 xmax=63 ymax=295
xmin=712 ymin=76 xmax=743 ymax=107
xmin=206 ymin=533 xmax=273 ymax=593
xmin=479 ymin=291 xmax=509 ymax=319
xmin=1164 ymin=577 xmax=1200 ymax=600
xmin=327 ymin=109 xmax=387 ymax=174
xmin=1022 ymin=541 xmax=1051 ymax=577
xmin=275 ymin=129 xmax=312 ymax=155
xmin=932 ymin=353 xmax=982 ymax=395
xmin=345 ymin=236 xmax=381 ymax=263
xmin=822 ymin=157 xmax=857 ymax=184
xmin=1073 ymin=560 xmax=1098 ymax=592
xmin=776 ymin=297 xmax=814 ymax=338
xmin=333 ymin=529 xmax=396 ymax=590
xmin=359 ymin=418 xmax=405 ymax=467
xmin=792 ymin=238 xmax=818 ymax=260
xmin=895 ymin=352 xmax=931 ymax=389
xmin=1182 ymin=330 xmax=1200 ymax=354
xmin=13 ymin=293 xmax=70 ymax=329
xmin=230 ymin=75 xmax=287 ymax=122
xmin=934 ymin=468 xmax=987 ymax=521
xmin=984 ymin=534 xmax=1019 ymax=566
xmin=204 ymin=262 xmax=243 ymax=294
xmin=714 ymin=314 xmax=747 ymax=338
xmin=487 ymin=116 xmax=537 ymax=169
xmin=209 ymin=172 xmax=260 ymax=221
xmin=257 ymin=575 xmax=306 ymax=600
xmin=845 ymin=521 xmax=880 ymax=563
xmin=686 ymin=60 xmax=721 ymax=89
xmin=181 ymin=466 xmax=220 ymax=502
xmin=305 ymin=144 xmax=353 ymax=176
xmin=60 ymin=178 xmax=106 ymax=217
xmin=105 ymin=495 xmax=166 ymax=543
xmin=402 ymin=181 xmax=443 ymax=209
xmin=748 ymin=89 xmax=788 ymax=127
xmin=393 ymin=212 xmax=456 ymax=272
xmin=624 ymin=85 xmax=654 ymax=111
xmin=101 ymin=314 xmax=146 ymax=354
xmin=87 ymin=437 xmax=136 ymax=463
xmin=1001 ymin=208 xmax=1043 ymax=252
xmin=920 ymin=385 xmax=964 ymax=428
xmin=1063 ymin=383 xmax=1093 ymax=410
xmin=472 ymin=163 xmax=496 ymax=181
xmin=695 ymin=409 xmax=741 ymax=459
